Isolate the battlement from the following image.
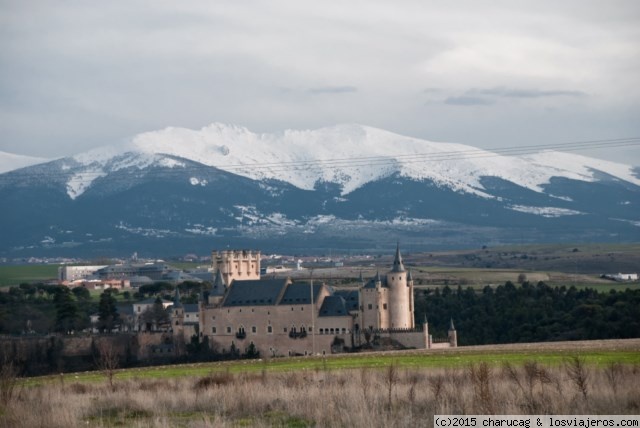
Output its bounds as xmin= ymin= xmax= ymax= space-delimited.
xmin=211 ymin=249 xmax=261 ymax=286
xmin=213 ymin=249 xmax=260 ymax=261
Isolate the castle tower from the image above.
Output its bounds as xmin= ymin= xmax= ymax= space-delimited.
xmin=360 ymin=271 xmax=390 ymax=331
xmin=212 ymin=250 xmax=261 ymax=287
xmin=448 ymin=318 xmax=457 ymax=347
xmin=208 ymin=269 xmax=226 ymax=306
xmin=171 ymin=287 xmax=184 ymax=335
xmin=387 ymin=243 xmax=414 ymax=329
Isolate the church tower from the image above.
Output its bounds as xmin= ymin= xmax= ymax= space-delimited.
xmin=387 ymin=244 xmax=414 ymax=329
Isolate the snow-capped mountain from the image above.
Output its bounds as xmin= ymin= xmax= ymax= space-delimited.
xmin=0 ymin=123 xmax=638 ymax=257
xmin=66 ymin=123 xmax=640 ymax=199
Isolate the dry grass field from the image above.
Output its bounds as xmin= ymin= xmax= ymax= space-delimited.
xmin=2 ymin=340 xmax=639 ymax=427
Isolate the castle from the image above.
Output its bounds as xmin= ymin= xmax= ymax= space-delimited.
xmin=171 ymin=246 xmax=457 ymax=357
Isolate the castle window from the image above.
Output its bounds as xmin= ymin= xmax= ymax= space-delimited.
xmin=383 ymin=303 xmax=387 ymax=310
xmin=283 ymin=327 xmax=287 ymax=333
xmin=368 ymin=304 xmax=372 ymax=310
xmin=251 ymin=326 xmax=257 ymax=334
xmin=267 ymin=326 xmax=273 ymax=334
xmin=212 ymin=327 xmax=217 ymax=334
xmin=226 ymin=326 xmax=232 ymax=334
xmin=342 ymin=328 xmax=346 ymax=334
xmin=319 ymin=328 xmax=324 ymax=334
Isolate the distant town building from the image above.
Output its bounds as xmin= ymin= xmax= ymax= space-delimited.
xmin=602 ymin=273 xmax=639 ymax=282
xmin=58 ymin=265 xmax=107 ymax=282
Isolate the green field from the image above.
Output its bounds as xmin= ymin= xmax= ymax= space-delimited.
xmin=0 ymin=264 xmax=59 ymax=287
xmin=24 ymin=339 xmax=640 ymax=386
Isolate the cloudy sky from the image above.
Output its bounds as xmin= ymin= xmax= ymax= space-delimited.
xmin=1 ymin=1 xmax=639 ymax=164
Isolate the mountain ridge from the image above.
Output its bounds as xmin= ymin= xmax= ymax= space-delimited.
xmin=0 ymin=124 xmax=638 ymax=256
xmin=3 ymin=123 xmax=638 ymax=200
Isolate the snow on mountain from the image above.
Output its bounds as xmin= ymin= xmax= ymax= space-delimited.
xmin=521 ymin=151 xmax=640 ymax=186
xmin=65 ymin=151 xmax=187 ymax=199
xmin=64 ymin=123 xmax=640 ymax=199
xmin=0 ymin=151 xmax=49 ymax=174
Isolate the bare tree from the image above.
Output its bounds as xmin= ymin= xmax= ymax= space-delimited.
xmin=94 ymin=341 xmax=119 ymax=390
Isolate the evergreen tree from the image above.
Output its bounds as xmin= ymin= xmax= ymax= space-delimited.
xmin=53 ymin=287 xmax=80 ymax=333
xmin=98 ymin=290 xmax=119 ymax=333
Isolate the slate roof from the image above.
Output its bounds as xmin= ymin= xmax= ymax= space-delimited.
xmin=333 ymin=289 xmax=359 ymax=311
xmin=363 ymin=271 xmax=388 ymax=289
xmin=183 ymin=304 xmax=199 ymax=313
xmin=318 ymin=295 xmax=349 ymax=317
xmin=222 ymin=279 xmax=289 ymax=307
xmin=279 ymin=282 xmax=323 ymax=305
xmin=391 ymin=243 xmax=406 ymax=273
xmin=210 ymin=270 xmax=225 ymax=297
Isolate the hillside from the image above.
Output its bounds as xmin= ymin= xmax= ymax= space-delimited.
xmin=0 ymin=124 xmax=638 ymax=256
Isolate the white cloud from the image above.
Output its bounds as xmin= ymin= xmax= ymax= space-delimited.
xmin=0 ymin=1 xmax=638 ymax=164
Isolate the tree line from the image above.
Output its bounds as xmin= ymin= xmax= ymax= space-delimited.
xmin=1 ymin=280 xmax=639 ymax=345
xmin=0 ymin=281 xmax=205 ymax=335
xmin=415 ymin=281 xmax=640 ymax=345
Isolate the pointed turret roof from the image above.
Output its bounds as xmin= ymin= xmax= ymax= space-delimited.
xmin=391 ymin=242 xmax=405 ymax=272
xmin=358 ymin=270 xmax=364 ymax=285
xmin=210 ymin=269 xmax=225 ymax=296
xmin=173 ymin=287 xmax=183 ymax=309
xmin=449 ymin=318 xmax=455 ymax=331
xmin=364 ymin=270 xmax=387 ymax=289
xmin=407 ymin=270 xmax=413 ymax=282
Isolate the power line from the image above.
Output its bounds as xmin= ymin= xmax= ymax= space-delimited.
xmin=2 ymin=137 xmax=639 ymax=181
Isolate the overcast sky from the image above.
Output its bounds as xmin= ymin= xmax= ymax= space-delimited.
xmin=1 ymin=1 xmax=639 ymax=164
